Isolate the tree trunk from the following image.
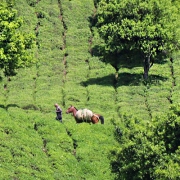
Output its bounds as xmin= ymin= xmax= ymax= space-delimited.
xmin=143 ymin=54 xmax=151 ymax=79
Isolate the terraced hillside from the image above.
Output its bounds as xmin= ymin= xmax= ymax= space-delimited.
xmin=0 ymin=0 xmax=180 ymax=179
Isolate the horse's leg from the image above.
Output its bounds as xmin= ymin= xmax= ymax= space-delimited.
xmin=75 ymin=117 xmax=83 ymax=124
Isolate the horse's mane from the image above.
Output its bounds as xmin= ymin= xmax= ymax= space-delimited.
xmin=74 ymin=106 xmax=78 ymax=111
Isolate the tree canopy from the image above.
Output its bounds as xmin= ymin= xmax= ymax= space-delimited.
xmin=95 ymin=0 xmax=180 ymax=78
xmin=113 ymin=104 xmax=180 ymax=179
xmin=0 ymin=1 xmax=35 ymax=77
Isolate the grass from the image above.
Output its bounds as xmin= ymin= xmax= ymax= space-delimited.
xmin=0 ymin=0 xmax=180 ymax=179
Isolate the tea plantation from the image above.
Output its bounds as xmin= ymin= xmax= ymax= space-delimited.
xmin=0 ymin=0 xmax=180 ymax=179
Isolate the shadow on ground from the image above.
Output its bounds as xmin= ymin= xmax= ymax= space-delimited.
xmin=0 ymin=104 xmax=20 ymax=110
xmin=81 ymin=73 xmax=168 ymax=87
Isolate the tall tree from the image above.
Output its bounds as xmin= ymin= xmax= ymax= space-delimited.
xmin=95 ymin=0 xmax=180 ymax=79
xmin=0 ymin=1 xmax=35 ymax=77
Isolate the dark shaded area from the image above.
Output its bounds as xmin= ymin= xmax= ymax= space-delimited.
xmin=34 ymin=122 xmax=38 ymax=131
xmin=22 ymin=104 xmax=39 ymax=110
xmin=4 ymin=127 xmax=13 ymax=135
xmin=0 ymin=103 xmax=40 ymax=111
xmin=81 ymin=74 xmax=115 ymax=86
xmin=91 ymin=44 xmax=167 ymax=71
xmin=81 ymin=73 xmax=168 ymax=87
xmin=91 ymin=45 xmax=143 ymax=69
xmin=0 ymin=104 xmax=20 ymax=110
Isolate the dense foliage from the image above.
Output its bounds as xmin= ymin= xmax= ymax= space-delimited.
xmin=0 ymin=1 xmax=35 ymax=76
xmin=95 ymin=0 xmax=180 ymax=78
xmin=113 ymin=104 xmax=180 ymax=179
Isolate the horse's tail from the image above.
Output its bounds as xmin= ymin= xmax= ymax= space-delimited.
xmin=99 ymin=115 xmax=104 ymax=124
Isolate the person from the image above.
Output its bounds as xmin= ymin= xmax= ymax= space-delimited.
xmin=54 ymin=103 xmax=62 ymax=123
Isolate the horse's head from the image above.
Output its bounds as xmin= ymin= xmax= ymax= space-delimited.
xmin=66 ymin=105 xmax=74 ymax=114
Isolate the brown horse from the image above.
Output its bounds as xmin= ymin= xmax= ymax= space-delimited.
xmin=66 ymin=105 xmax=104 ymax=124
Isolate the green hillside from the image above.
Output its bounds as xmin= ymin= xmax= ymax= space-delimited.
xmin=0 ymin=0 xmax=180 ymax=179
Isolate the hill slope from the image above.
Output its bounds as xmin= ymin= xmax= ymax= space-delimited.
xmin=0 ymin=0 xmax=180 ymax=179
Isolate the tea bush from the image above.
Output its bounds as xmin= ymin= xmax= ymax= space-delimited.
xmin=0 ymin=0 xmax=179 ymax=179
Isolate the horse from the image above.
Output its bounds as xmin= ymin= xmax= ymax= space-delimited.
xmin=66 ymin=105 xmax=104 ymax=124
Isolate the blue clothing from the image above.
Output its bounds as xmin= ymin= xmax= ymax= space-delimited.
xmin=56 ymin=106 xmax=62 ymax=122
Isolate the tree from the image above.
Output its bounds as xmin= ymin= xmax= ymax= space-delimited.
xmin=112 ymin=104 xmax=180 ymax=179
xmin=95 ymin=0 xmax=180 ymax=79
xmin=0 ymin=1 xmax=35 ymax=77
